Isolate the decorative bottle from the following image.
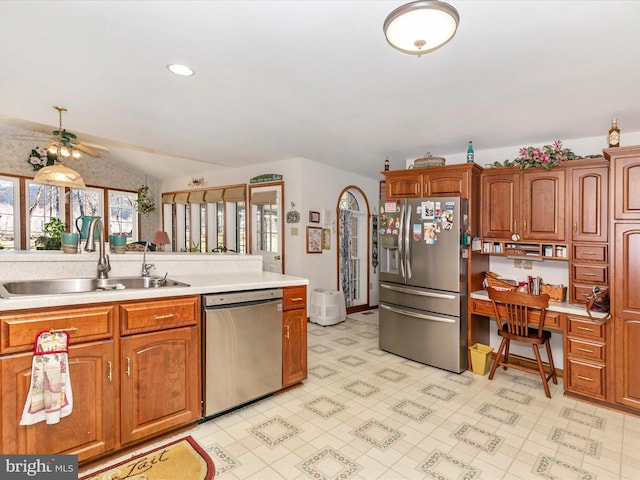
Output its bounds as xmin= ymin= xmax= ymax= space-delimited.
xmin=608 ymin=118 xmax=620 ymax=148
xmin=466 ymin=141 xmax=474 ymax=163
xmin=384 ymin=157 xmax=390 ymax=171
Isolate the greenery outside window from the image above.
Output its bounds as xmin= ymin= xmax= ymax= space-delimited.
xmin=0 ymin=176 xmax=19 ymax=250
xmin=27 ymin=182 xmax=61 ymax=250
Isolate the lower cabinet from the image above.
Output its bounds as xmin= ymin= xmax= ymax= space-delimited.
xmin=282 ymin=286 xmax=307 ymax=388
xmin=0 ymin=340 xmax=116 ymax=463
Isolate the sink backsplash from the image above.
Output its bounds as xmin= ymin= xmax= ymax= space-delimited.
xmin=0 ymin=252 xmax=263 ymax=282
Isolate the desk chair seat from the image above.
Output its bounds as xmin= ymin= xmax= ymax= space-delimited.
xmin=488 ymin=288 xmax=558 ymax=398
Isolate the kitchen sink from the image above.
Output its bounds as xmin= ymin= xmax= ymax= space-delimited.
xmin=0 ymin=276 xmax=190 ymax=298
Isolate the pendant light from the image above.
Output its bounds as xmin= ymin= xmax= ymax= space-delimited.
xmin=34 ymin=163 xmax=86 ymax=189
xmin=383 ymin=0 xmax=460 ymax=56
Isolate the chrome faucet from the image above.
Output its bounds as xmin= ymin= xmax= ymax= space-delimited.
xmin=84 ymin=218 xmax=111 ymax=279
xmin=141 ymin=241 xmax=155 ymax=277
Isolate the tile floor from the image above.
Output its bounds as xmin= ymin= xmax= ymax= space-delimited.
xmin=86 ymin=313 xmax=640 ymax=479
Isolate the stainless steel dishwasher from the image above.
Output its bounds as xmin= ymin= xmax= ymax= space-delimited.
xmin=202 ymin=289 xmax=283 ymax=419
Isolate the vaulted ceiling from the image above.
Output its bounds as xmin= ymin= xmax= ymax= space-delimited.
xmin=1 ymin=1 xmax=639 ymax=180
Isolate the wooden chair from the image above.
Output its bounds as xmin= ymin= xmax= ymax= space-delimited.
xmin=487 ymin=288 xmax=558 ymax=398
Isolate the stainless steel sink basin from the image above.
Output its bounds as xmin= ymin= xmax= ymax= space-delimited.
xmin=0 ymin=276 xmax=190 ymax=297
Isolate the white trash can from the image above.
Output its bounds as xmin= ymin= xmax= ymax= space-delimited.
xmin=310 ymin=289 xmax=346 ymax=326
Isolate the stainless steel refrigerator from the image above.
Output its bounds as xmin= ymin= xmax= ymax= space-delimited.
xmin=379 ymin=196 xmax=468 ymax=373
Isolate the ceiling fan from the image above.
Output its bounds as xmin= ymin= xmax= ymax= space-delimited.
xmin=45 ymin=106 xmax=109 ymax=159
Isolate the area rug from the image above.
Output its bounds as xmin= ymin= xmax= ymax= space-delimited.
xmin=80 ymin=436 xmax=214 ymax=480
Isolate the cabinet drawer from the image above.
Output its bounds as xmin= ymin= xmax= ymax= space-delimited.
xmin=572 ymin=264 xmax=608 ymax=284
xmin=567 ymin=338 xmax=605 ymax=361
xmin=566 ymin=315 xmax=606 ymax=341
xmin=573 ymin=244 xmax=607 ymax=263
xmin=120 ymin=296 xmax=199 ymax=335
xmin=282 ymin=286 xmax=307 ymax=311
xmin=566 ymin=359 xmax=605 ymax=399
xmin=471 ymin=297 xmax=493 ymax=316
xmin=1 ymin=305 xmax=116 ymax=354
xmin=571 ymin=284 xmax=594 ymax=304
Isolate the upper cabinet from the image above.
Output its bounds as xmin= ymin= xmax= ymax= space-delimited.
xmin=607 ymin=146 xmax=640 ymax=220
xmin=570 ymin=162 xmax=608 ymax=243
xmin=384 ymin=164 xmax=482 ymax=199
xmin=481 ymin=168 xmax=565 ymax=241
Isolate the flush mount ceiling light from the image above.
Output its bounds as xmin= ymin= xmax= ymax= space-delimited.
xmin=34 ymin=163 xmax=86 ymax=189
xmin=167 ymin=63 xmax=195 ymax=76
xmin=383 ymin=0 xmax=460 ymax=56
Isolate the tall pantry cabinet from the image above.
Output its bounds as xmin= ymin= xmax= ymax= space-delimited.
xmin=605 ymin=146 xmax=640 ymax=410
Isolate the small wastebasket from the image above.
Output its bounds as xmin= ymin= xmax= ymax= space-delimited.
xmin=469 ymin=343 xmax=494 ymax=375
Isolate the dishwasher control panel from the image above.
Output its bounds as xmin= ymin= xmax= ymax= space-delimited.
xmin=202 ymin=289 xmax=283 ymax=308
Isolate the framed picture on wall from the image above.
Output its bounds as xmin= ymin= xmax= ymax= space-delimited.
xmin=309 ymin=211 xmax=320 ymax=223
xmin=322 ymin=228 xmax=331 ymax=250
xmin=306 ymin=226 xmax=322 ymax=253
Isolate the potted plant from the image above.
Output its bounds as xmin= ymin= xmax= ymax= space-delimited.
xmin=35 ymin=217 xmax=65 ymax=250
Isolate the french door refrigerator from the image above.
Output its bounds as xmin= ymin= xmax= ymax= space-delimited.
xmin=379 ymin=196 xmax=468 ymax=373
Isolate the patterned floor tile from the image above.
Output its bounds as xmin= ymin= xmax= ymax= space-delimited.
xmin=249 ymin=416 xmax=301 ymax=447
xmin=357 ymin=331 xmax=378 ymax=339
xmin=512 ymin=374 xmax=544 ymax=389
xmin=548 ymin=427 xmax=601 ymax=458
xmin=418 ymin=449 xmax=481 ymax=479
xmin=560 ymin=407 xmax=606 ymax=430
xmin=309 ymin=329 xmax=331 ymax=337
xmin=335 ymin=337 xmax=359 ymax=346
xmin=477 ymin=403 xmax=521 ymax=426
xmin=364 ymin=347 xmax=387 ymax=357
xmin=309 ymin=344 xmax=334 ymax=354
xmin=338 ymin=355 xmax=367 ymax=367
xmin=308 ymin=365 xmax=339 ymax=379
xmin=391 ymin=399 xmax=434 ymax=422
xmin=452 ymin=423 xmax=504 ymax=454
xmin=353 ymin=419 xmax=404 ymax=450
xmin=496 ymin=387 xmax=534 ymax=405
xmin=375 ymin=368 xmax=408 ymax=382
xmin=298 ymin=446 xmax=361 ymax=480
xmin=303 ymin=395 xmax=346 ymax=418
xmin=344 ymin=380 xmax=380 ymax=398
xmin=532 ymin=453 xmax=596 ymax=480
xmin=444 ymin=372 xmax=475 ymax=386
xmin=422 ymin=384 xmax=458 ymax=401
xmin=205 ymin=443 xmax=238 ymax=476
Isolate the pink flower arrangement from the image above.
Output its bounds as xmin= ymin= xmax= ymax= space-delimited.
xmin=513 ymin=140 xmax=578 ymax=169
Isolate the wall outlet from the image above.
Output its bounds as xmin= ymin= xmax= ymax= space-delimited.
xmin=514 ymin=259 xmax=533 ymax=269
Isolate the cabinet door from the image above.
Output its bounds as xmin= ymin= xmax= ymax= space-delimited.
xmin=571 ymin=166 xmax=608 ymax=242
xmin=614 ymin=224 xmax=640 ymax=409
xmin=0 ymin=341 xmax=116 ymax=462
xmin=614 ymin=155 xmax=640 ymax=220
xmin=120 ymin=326 xmax=200 ymax=445
xmin=384 ymin=171 xmax=423 ymax=198
xmin=424 ymin=170 xmax=469 ymax=197
xmin=481 ymin=172 xmax=519 ymax=239
xmin=522 ymin=170 xmax=565 ymax=241
xmin=282 ymin=309 xmax=308 ymax=388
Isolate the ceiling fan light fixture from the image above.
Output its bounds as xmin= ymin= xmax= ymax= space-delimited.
xmin=383 ymin=0 xmax=460 ymax=56
xmin=167 ymin=63 xmax=194 ymax=76
xmin=33 ymin=164 xmax=86 ymax=189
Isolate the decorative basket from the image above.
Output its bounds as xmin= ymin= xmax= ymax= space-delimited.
xmin=540 ymin=283 xmax=567 ymax=302
xmin=484 ymin=272 xmax=518 ymax=291
xmin=413 ymin=152 xmax=446 ymax=168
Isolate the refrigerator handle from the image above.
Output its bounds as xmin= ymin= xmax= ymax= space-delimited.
xmin=405 ymin=205 xmax=412 ymax=280
xmin=380 ymin=303 xmax=456 ymax=323
xmin=398 ymin=203 xmax=405 ymax=278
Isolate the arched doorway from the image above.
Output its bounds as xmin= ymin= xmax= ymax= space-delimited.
xmin=337 ymin=186 xmax=370 ymax=313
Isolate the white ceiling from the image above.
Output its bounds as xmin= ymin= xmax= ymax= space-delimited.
xmin=1 ymin=1 xmax=639 ymax=181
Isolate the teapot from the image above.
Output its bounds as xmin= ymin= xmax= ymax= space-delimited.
xmin=76 ymin=215 xmax=101 ymax=240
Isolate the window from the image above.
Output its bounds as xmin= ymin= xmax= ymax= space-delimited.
xmin=70 ymin=187 xmax=103 ymax=235
xmin=0 ymin=176 xmax=19 ymax=250
xmin=27 ymin=182 xmax=62 ymax=250
xmin=256 ymin=202 xmax=278 ymax=252
xmin=108 ymin=190 xmax=137 ymax=241
xmin=338 ymin=188 xmax=368 ymax=308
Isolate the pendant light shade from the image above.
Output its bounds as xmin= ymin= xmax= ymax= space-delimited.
xmin=384 ymin=0 xmax=460 ymax=56
xmin=34 ymin=164 xmax=86 ymax=189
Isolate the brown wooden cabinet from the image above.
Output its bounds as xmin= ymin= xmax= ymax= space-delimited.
xmin=384 ymin=164 xmax=480 ymax=199
xmin=481 ymin=167 xmax=565 ymax=241
xmin=0 ymin=304 xmax=117 ymax=462
xmin=564 ymin=314 xmax=609 ymax=401
xmin=281 ymin=286 xmax=307 ymax=388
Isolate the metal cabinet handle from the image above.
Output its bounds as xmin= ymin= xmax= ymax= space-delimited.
xmin=126 ymin=357 xmax=131 ymax=377
xmin=577 ymin=326 xmax=594 ymax=332
xmin=582 ymin=273 xmax=597 ymax=277
xmin=583 ymin=252 xmax=598 ymax=255
xmin=155 ymin=313 xmax=175 ymax=320
xmin=577 ymin=347 xmax=594 ymax=354
xmin=49 ymin=326 xmax=78 ymax=334
xmin=285 ymin=325 xmax=290 ymax=339
xmin=107 ymin=361 xmax=113 ymax=383
xmin=291 ymin=297 xmax=303 ymax=302
xmin=577 ymin=375 xmax=594 ymax=382
xmin=573 ymin=221 xmax=577 ymax=232
xmin=523 ymin=219 xmax=527 ymax=231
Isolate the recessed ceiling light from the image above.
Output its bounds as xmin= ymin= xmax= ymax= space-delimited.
xmin=167 ymin=64 xmax=194 ymax=76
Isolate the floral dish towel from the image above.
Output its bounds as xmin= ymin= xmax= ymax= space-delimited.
xmin=20 ymin=331 xmax=73 ymax=425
